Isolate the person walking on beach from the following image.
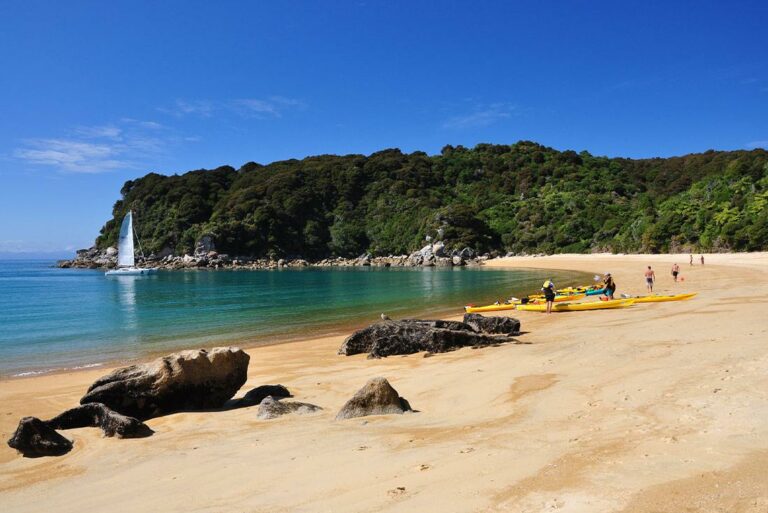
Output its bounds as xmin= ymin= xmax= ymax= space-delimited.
xmin=671 ymin=263 xmax=680 ymax=282
xmin=542 ymin=279 xmax=556 ymax=314
xmin=700 ymin=255 xmax=705 ymax=265
xmin=690 ymin=254 xmax=693 ymax=266
xmin=603 ymin=273 xmax=616 ymax=300
xmin=644 ymin=266 xmax=656 ymax=292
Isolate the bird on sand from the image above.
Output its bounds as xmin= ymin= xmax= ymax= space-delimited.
xmin=381 ymin=313 xmax=391 ymax=321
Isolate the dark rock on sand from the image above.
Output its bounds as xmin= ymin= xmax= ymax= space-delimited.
xmin=463 ymin=313 xmax=521 ymax=335
xmin=256 ymin=396 xmax=322 ymax=420
xmin=80 ymin=347 xmax=250 ymax=420
xmin=338 ymin=319 xmax=513 ymax=358
xmin=47 ymin=403 xmax=153 ymax=438
xmin=336 ymin=377 xmax=412 ymax=420
xmin=7 ymin=417 xmax=73 ymax=457
xmin=240 ymin=384 xmax=292 ymax=406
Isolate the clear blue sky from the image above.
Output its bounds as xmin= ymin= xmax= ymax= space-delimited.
xmin=1 ymin=1 xmax=766 ymax=255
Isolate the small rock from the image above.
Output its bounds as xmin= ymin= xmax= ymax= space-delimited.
xmin=256 ymin=396 xmax=322 ymax=420
xmin=46 ymin=403 xmax=153 ymax=438
xmin=240 ymin=384 xmax=292 ymax=406
xmin=336 ymin=377 xmax=412 ymax=420
xmin=7 ymin=417 xmax=73 ymax=458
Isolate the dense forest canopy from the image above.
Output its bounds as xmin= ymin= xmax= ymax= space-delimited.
xmin=95 ymin=142 xmax=768 ymax=257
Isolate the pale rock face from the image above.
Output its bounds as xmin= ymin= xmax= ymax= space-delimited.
xmin=105 ymin=247 xmax=118 ymax=256
xmin=156 ymin=246 xmax=174 ymax=259
xmin=195 ymin=235 xmax=216 ymax=256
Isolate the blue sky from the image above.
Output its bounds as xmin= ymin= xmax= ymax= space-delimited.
xmin=1 ymin=1 xmax=767 ymax=255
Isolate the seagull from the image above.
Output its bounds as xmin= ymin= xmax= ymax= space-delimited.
xmin=381 ymin=313 xmax=391 ymax=321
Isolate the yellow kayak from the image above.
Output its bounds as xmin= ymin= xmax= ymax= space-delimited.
xmin=515 ymin=299 xmax=635 ymax=312
xmin=516 ymin=293 xmax=585 ymax=304
xmin=465 ymin=294 xmax=585 ymax=313
xmin=630 ymin=293 xmax=698 ymax=303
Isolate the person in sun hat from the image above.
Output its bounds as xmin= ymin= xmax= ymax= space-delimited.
xmin=603 ymin=272 xmax=616 ymax=300
xmin=542 ymin=279 xmax=556 ymax=314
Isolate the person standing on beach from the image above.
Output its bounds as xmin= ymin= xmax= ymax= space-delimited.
xmin=690 ymin=254 xmax=693 ymax=266
xmin=671 ymin=263 xmax=680 ymax=282
xmin=542 ymin=279 xmax=556 ymax=314
xmin=644 ymin=266 xmax=656 ymax=292
xmin=603 ymin=273 xmax=616 ymax=300
xmin=700 ymin=255 xmax=705 ymax=265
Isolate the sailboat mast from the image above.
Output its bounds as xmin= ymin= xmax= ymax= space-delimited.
xmin=132 ymin=211 xmax=146 ymax=259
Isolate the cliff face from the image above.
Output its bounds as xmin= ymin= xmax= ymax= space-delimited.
xmin=93 ymin=142 xmax=768 ymax=258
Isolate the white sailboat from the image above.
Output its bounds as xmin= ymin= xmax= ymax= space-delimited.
xmin=105 ymin=211 xmax=158 ymax=276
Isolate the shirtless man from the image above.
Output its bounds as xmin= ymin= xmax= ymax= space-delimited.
xmin=671 ymin=263 xmax=680 ymax=282
xmin=644 ymin=266 xmax=656 ymax=292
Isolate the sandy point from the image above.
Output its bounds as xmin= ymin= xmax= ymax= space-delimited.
xmin=2 ymin=253 xmax=768 ymax=513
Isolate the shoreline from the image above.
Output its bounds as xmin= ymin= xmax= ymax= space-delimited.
xmin=1 ymin=264 xmax=591 ymax=380
xmin=2 ymin=252 xmax=767 ymax=512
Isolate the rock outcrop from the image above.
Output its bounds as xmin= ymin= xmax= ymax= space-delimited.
xmin=239 ymin=384 xmax=292 ymax=406
xmin=57 ymin=247 xmax=484 ymax=271
xmin=462 ymin=313 xmax=521 ymax=335
xmin=256 ymin=396 xmax=322 ymax=420
xmin=336 ymin=377 xmax=412 ymax=420
xmin=80 ymin=347 xmax=250 ymax=420
xmin=7 ymin=417 xmax=73 ymax=457
xmin=47 ymin=403 xmax=153 ymax=438
xmin=338 ymin=319 xmax=514 ymax=358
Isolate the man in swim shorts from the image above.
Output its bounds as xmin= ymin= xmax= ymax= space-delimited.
xmin=645 ymin=266 xmax=656 ymax=292
xmin=671 ymin=263 xmax=680 ymax=282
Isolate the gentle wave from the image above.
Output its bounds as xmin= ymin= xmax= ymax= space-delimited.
xmin=12 ymin=362 xmax=104 ymax=378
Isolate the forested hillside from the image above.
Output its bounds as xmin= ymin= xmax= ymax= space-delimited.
xmin=95 ymin=142 xmax=768 ymax=258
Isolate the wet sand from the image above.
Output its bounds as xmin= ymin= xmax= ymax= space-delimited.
xmin=2 ymin=253 xmax=767 ymax=512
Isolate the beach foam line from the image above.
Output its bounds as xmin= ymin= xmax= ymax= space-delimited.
xmin=11 ymin=362 xmax=103 ymax=378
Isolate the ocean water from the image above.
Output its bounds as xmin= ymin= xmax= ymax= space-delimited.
xmin=0 ymin=260 xmax=589 ymax=376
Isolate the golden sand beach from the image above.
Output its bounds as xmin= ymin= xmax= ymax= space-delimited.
xmin=2 ymin=253 xmax=767 ymax=512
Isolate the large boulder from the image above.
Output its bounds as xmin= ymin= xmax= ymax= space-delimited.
xmin=239 ymin=384 xmax=292 ymax=406
xmin=336 ymin=377 xmax=412 ymax=420
xmin=256 ymin=396 xmax=322 ymax=420
xmin=7 ymin=417 xmax=73 ymax=457
xmin=47 ymin=403 xmax=153 ymax=438
xmin=80 ymin=347 xmax=250 ymax=420
xmin=463 ymin=313 xmax=521 ymax=335
xmin=338 ymin=319 xmax=512 ymax=358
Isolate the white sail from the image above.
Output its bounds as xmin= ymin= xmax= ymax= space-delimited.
xmin=117 ymin=211 xmax=135 ymax=268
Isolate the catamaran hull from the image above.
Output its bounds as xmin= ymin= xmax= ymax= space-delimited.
xmin=105 ymin=268 xmax=158 ymax=276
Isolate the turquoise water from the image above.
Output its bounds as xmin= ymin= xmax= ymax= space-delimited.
xmin=0 ymin=260 xmax=588 ymax=376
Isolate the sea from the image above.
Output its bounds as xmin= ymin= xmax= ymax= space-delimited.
xmin=0 ymin=260 xmax=590 ymax=377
